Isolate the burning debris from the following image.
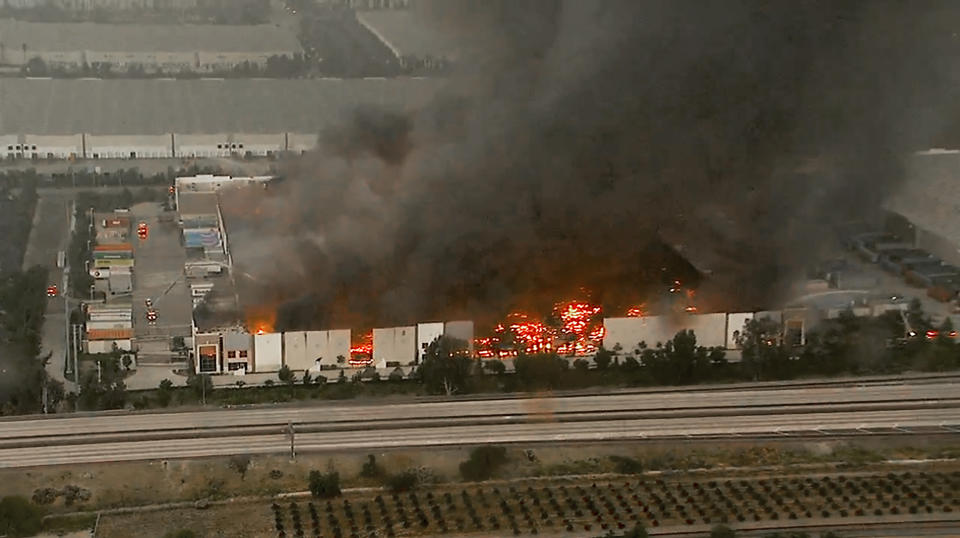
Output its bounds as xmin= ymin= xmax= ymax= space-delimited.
xmin=475 ymin=299 xmax=609 ymax=358
xmin=349 ymin=331 xmax=374 ymax=367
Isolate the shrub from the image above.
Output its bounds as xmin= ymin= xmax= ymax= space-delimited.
xmin=360 ymin=454 xmax=384 ymax=479
xmin=228 ymin=454 xmax=252 ymax=480
xmin=308 ymin=471 xmax=341 ymax=499
xmin=387 ymin=471 xmax=419 ymax=493
xmin=31 ymin=488 xmax=58 ymax=505
xmin=0 ymin=496 xmax=44 ymax=537
xmin=460 ymin=447 xmax=508 ymax=481
xmin=610 ymin=455 xmax=644 ymax=475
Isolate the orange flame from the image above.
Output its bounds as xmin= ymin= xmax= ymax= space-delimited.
xmin=245 ymin=305 xmax=276 ymax=335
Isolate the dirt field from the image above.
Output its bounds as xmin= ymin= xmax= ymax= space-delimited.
xmin=93 ymin=463 xmax=960 ymax=538
xmin=9 ymin=438 xmax=960 ymax=512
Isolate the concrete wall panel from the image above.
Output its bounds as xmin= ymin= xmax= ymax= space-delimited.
xmin=283 ymin=331 xmax=308 ymax=370
xmin=416 ymin=322 xmax=443 ymax=363
xmin=604 ymin=313 xmax=726 ymax=355
xmin=373 ymin=326 xmax=416 ymax=368
xmin=253 ymin=332 xmax=282 ymax=372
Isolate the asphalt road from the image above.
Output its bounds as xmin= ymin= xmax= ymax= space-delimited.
xmin=2 ymin=408 xmax=957 ymax=468
xmin=21 ymin=190 xmax=75 ymax=392
xmin=130 ymin=202 xmax=191 ymax=339
xmin=0 ymin=380 xmax=957 ymax=468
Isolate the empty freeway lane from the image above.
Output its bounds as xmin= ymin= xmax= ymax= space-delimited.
xmin=0 ymin=379 xmax=957 ymax=468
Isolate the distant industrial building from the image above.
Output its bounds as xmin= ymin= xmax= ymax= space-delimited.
xmin=0 ymin=0 xmax=202 ymax=10
xmin=0 ymin=78 xmax=443 ymax=160
xmin=0 ymin=18 xmax=299 ymax=72
xmin=885 ymin=149 xmax=960 ymax=266
xmin=329 ymin=0 xmax=410 ymax=10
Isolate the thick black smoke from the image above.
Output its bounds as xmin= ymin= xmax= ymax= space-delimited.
xmin=226 ymin=0 xmax=960 ymax=330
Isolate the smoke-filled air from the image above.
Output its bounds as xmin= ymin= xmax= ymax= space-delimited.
xmin=222 ymin=0 xmax=960 ymax=331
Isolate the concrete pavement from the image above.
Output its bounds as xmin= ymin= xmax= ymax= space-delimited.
xmin=1 ymin=407 xmax=956 ymax=468
xmin=2 ymin=381 xmax=957 ymax=439
xmin=0 ymin=381 xmax=957 ymax=468
xmin=21 ymin=190 xmax=76 ymax=393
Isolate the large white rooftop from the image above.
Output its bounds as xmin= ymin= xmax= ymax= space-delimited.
xmin=0 ymin=18 xmax=300 ymax=53
xmin=0 ymin=77 xmax=446 ymax=135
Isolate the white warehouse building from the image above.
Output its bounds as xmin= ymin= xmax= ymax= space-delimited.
xmin=0 ymin=77 xmax=445 ymax=161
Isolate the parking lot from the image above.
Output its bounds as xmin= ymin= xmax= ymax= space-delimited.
xmin=130 ymin=202 xmax=192 ymax=340
xmin=828 ymin=229 xmax=958 ymax=326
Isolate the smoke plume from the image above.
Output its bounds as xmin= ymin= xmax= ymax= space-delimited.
xmin=224 ymin=0 xmax=960 ymax=330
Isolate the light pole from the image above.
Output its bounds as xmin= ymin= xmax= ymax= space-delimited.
xmin=285 ymin=421 xmax=296 ymax=460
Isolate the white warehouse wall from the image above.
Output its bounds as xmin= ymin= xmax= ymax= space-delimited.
xmin=23 ymin=134 xmax=83 ymax=158
xmin=283 ymin=331 xmax=308 ymax=370
xmin=287 ymin=133 xmax=318 ymax=154
xmin=416 ymin=322 xmax=444 ymax=363
xmin=327 ymin=329 xmax=350 ymax=367
xmin=253 ymin=332 xmax=282 ymax=372
xmin=86 ymin=134 xmax=173 ymax=159
xmin=603 ymin=313 xmax=727 ymax=355
xmin=683 ymin=313 xmax=727 ymax=348
xmin=305 ymin=329 xmax=352 ymax=369
xmin=373 ymin=326 xmax=416 ymax=368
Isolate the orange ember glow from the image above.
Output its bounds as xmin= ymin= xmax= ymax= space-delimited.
xmin=349 ymin=331 xmax=374 ymax=367
xmin=626 ymin=304 xmax=647 ymax=317
xmin=245 ymin=306 xmax=276 ymax=335
xmin=475 ymin=300 xmax=605 ymax=359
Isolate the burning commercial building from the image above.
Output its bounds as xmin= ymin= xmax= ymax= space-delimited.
xmin=217 ymin=1 xmax=960 ymax=358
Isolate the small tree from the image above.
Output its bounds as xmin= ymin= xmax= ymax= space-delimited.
xmin=624 ymin=525 xmax=650 ymax=538
xmin=186 ymin=373 xmax=212 ymax=401
xmin=0 ymin=495 xmax=44 ymax=537
xmin=278 ymin=364 xmax=295 ymax=385
xmin=459 ymin=446 xmax=508 ymax=481
xmin=387 ymin=470 xmax=419 ymax=493
xmin=594 ymin=347 xmax=614 ymax=370
xmin=228 ymin=454 xmax=252 ymax=481
xmin=360 ymin=454 xmax=384 ymax=478
xmin=302 ymin=370 xmax=313 ymax=385
xmin=573 ymin=358 xmax=590 ymax=372
xmin=308 ymin=471 xmax=341 ymax=499
xmin=419 ymin=336 xmax=473 ymax=395
xmin=157 ymin=378 xmax=174 ymax=407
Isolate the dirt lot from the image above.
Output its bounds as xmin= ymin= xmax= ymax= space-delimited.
xmin=94 ymin=462 xmax=960 ymax=538
xmin=7 ymin=437 xmax=959 ymax=516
